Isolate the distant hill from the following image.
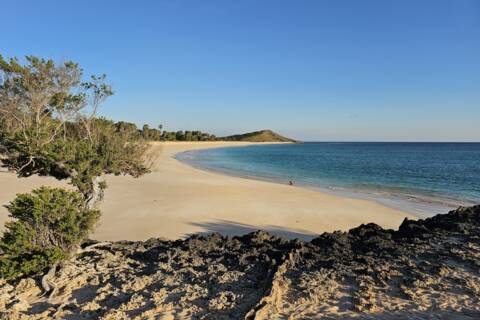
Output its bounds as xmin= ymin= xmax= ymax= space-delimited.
xmin=220 ymin=130 xmax=298 ymax=142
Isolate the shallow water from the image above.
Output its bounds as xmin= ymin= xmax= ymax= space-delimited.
xmin=176 ymin=142 xmax=480 ymax=217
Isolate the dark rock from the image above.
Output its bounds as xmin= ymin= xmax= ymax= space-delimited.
xmin=3 ymin=205 xmax=480 ymax=319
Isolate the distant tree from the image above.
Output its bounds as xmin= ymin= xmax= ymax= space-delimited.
xmin=141 ymin=125 xmax=217 ymax=142
xmin=142 ymin=124 xmax=150 ymax=139
xmin=185 ymin=130 xmax=193 ymax=141
xmin=176 ymin=130 xmax=185 ymax=141
xmin=115 ymin=121 xmax=139 ymax=139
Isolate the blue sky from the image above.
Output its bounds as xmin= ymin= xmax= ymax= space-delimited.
xmin=1 ymin=0 xmax=479 ymax=141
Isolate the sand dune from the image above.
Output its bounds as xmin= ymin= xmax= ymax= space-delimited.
xmin=0 ymin=142 xmax=413 ymax=241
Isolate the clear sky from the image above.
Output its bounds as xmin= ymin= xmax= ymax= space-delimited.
xmin=1 ymin=0 xmax=479 ymax=141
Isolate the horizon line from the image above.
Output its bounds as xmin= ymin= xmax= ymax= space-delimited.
xmin=300 ymin=140 xmax=480 ymax=143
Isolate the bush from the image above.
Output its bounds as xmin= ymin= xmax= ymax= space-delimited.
xmin=0 ymin=187 xmax=100 ymax=279
xmin=0 ymin=55 xmax=149 ymax=280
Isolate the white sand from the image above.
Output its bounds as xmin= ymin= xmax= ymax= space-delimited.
xmin=0 ymin=142 xmax=413 ymax=241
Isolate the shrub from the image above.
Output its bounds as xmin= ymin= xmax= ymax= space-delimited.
xmin=0 ymin=55 xmax=149 ymax=280
xmin=0 ymin=56 xmax=149 ymax=208
xmin=0 ymin=187 xmax=100 ymax=279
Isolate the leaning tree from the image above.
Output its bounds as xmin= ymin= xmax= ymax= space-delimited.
xmin=0 ymin=55 xmax=150 ymax=288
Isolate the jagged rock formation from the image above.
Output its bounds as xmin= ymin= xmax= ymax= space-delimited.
xmin=1 ymin=206 xmax=479 ymax=319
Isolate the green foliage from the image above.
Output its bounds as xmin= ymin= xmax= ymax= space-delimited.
xmin=0 ymin=187 xmax=100 ymax=279
xmin=220 ymin=129 xmax=297 ymax=142
xmin=62 ymin=118 xmax=149 ymax=199
xmin=0 ymin=248 xmax=67 ymax=281
xmin=0 ymin=55 xmax=150 ymax=279
xmin=0 ymin=55 xmax=150 ymax=201
xmin=139 ymin=123 xmax=217 ymax=142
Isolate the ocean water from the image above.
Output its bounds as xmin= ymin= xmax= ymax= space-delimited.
xmin=176 ymin=143 xmax=480 ymax=217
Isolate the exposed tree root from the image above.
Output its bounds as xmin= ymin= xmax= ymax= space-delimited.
xmin=39 ymin=242 xmax=111 ymax=300
xmin=40 ymin=263 xmax=58 ymax=300
xmin=76 ymin=241 xmax=111 ymax=254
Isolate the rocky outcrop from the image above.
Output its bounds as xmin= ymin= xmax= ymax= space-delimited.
xmin=1 ymin=206 xmax=480 ymax=319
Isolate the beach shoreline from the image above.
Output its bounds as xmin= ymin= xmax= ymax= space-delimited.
xmin=176 ymin=143 xmax=474 ymax=218
xmin=0 ymin=141 xmax=414 ymax=241
xmin=177 ymin=153 xmax=466 ymax=219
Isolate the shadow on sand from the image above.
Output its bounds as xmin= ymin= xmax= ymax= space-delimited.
xmin=187 ymin=219 xmax=317 ymax=241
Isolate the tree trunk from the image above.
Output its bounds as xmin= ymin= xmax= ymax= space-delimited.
xmin=41 ymin=263 xmax=58 ymax=300
xmin=85 ymin=176 xmax=105 ymax=210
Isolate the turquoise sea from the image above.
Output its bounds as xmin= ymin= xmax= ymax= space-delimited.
xmin=176 ymin=143 xmax=480 ymax=217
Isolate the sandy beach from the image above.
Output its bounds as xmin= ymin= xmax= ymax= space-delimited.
xmin=0 ymin=142 xmax=413 ymax=241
